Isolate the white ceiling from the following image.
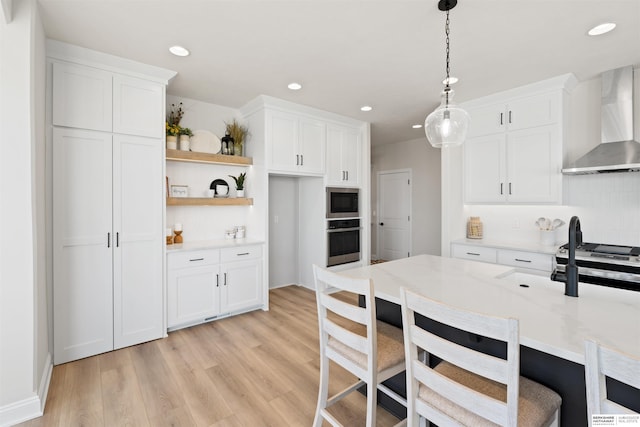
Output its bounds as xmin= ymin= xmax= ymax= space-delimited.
xmin=38 ymin=0 xmax=640 ymax=146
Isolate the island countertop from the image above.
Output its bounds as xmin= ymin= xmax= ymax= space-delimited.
xmin=340 ymin=254 xmax=640 ymax=365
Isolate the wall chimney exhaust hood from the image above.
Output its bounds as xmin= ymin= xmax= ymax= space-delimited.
xmin=563 ymin=66 xmax=640 ymax=175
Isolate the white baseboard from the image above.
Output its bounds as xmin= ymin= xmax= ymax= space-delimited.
xmin=0 ymin=353 xmax=52 ymax=427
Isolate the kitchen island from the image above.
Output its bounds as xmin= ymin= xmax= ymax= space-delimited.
xmin=340 ymin=254 xmax=640 ymax=425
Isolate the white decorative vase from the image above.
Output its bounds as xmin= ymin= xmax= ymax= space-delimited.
xmin=236 ymin=189 xmax=245 ymax=198
xmin=166 ymin=135 xmax=178 ymax=150
xmin=179 ymin=135 xmax=191 ymax=151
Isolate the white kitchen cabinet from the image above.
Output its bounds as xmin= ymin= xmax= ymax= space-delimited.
xmin=326 ymin=125 xmax=361 ymax=186
xmin=451 ymin=241 xmax=554 ymax=273
xmin=167 ymin=244 xmax=264 ymax=330
xmin=167 ymin=249 xmax=221 ymax=327
xmin=463 ymin=90 xmax=563 ymax=204
xmin=267 ymin=110 xmax=326 ymax=175
xmin=52 ymin=61 xmax=112 ymax=132
xmin=113 ymin=74 xmax=164 ymax=138
xmin=52 ymin=61 xmax=164 ymax=138
xmin=53 ymin=128 xmax=163 ymax=364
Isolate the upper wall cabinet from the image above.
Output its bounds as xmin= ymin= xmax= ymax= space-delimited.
xmin=326 ymin=124 xmax=361 ymax=186
xmin=52 ymin=62 xmax=164 ymax=138
xmin=462 ymin=74 xmax=576 ymax=204
xmin=267 ymin=110 xmax=326 ymax=175
xmin=53 ymin=61 xmax=113 ymax=132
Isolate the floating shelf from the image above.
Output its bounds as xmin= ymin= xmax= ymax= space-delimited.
xmin=166 ymin=149 xmax=252 ymax=166
xmin=167 ymin=197 xmax=254 ymax=206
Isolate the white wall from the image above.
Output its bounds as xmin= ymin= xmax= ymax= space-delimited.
xmin=268 ymin=176 xmax=299 ymax=288
xmin=443 ymin=70 xmax=640 ymax=250
xmin=0 ymin=0 xmax=50 ymax=424
xmin=371 ymin=137 xmax=441 ymax=257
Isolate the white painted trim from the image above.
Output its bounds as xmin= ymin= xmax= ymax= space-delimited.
xmin=0 ymin=0 xmax=11 ymax=24
xmin=0 ymin=353 xmax=52 ymax=426
xmin=46 ymin=39 xmax=177 ymax=84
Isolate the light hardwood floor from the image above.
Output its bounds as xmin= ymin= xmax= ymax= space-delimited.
xmin=18 ymin=286 xmax=401 ymax=427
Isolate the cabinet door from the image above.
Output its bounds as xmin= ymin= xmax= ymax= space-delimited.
xmin=113 ymin=75 xmax=164 ymax=138
xmin=507 ymin=92 xmax=558 ymax=132
xmin=326 ymin=126 xmax=361 ymax=186
xmin=506 ymin=125 xmax=561 ymax=203
xmin=113 ymin=134 xmax=164 ymax=349
xmin=220 ymin=259 xmax=263 ymax=314
xmin=466 ymin=103 xmax=505 ymax=138
xmin=167 ymin=264 xmax=220 ymax=328
xmin=298 ymin=118 xmax=326 ymax=175
xmin=267 ymin=111 xmax=298 ymax=172
xmin=52 ymin=61 xmax=112 ymax=132
xmin=463 ymin=134 xmax=506 ymax=203
xmin=53 ymin=128 xmax=113 ymax=364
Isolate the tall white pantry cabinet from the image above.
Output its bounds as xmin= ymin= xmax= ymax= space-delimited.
xmin=49 ymin=43 xmax=175 ymax=364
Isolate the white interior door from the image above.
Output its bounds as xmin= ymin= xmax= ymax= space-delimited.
xmin=377 ymin=170 xmax=411 ymax=261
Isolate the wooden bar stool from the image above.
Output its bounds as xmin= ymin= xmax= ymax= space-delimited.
xmin=400 ymin=287 xmax=561 ymax=427
xmin=584 ymin=339 xmax=640 ymax=417
xmin=313 ymin=265 xmax=407 ymax=427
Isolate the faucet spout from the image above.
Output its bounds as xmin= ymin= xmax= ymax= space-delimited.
xmin=565 ymin=216 xmax=581 ymax=297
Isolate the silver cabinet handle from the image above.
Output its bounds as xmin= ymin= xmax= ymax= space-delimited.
xmin=300 ymin=154 xmax=303 ymax=166
xmin=107 ymin=232 xmax=111 ymax=248
xmin=500 ymin=112 xmax=503 ymax=125
xmin=216 ymin=273 xmax=219 ymax=287
xmin=189 ymin=257 xmax=204 ymax=262
xmin=296 ymin=154 xmax=299 ymax=165
xmin=466 ymin=252 xmax=481 ymax=256
xmin=509 ymin=182 xmax=512 ymax=195
xmin=509 ymin=110 xmax=512 ymax=124
xmin=224 ymin=273 xmax=227 ymax=286
xmin=500 ymin=183 xmax=504 ymax=195
xmin=237 ymin=252 xmax=249 ymax=256
xmin=116 ymin=232 xmax=119 ymax=247
xmin=515 ymin=258 xmax=532 ymax=263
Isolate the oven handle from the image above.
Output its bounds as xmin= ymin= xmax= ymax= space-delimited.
xmin=327 ymin=227 xmax=361 ymax=233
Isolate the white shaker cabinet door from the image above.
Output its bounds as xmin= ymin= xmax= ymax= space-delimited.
xmin=463 ymin=134 xmax=506 ymax=203
xmin=167 ymin=264 xmax=221 ymax=328
xmin=466 ymin=103 xmax=505 ymax=138
xmin=53 ymin=128 xmax=114 ymax=364
xmin=113 ymin=75 xmax=164 ymax=138
xmin=220 ymin=258 xmax=263 ymax=314
xmin=112 ymin=134 xmax=164 ymax=349
xmin=52 ymin=61 xmax=113 ymax=132
xmin=326 ymin=125 xmax=361 ymax=186
xmin=267 ymin=111 xmax=299 ymax=172
xmin=298 ymin=118 xmax=326 ymax=175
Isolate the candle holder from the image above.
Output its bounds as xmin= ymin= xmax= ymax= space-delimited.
xmin=174 ymin=230 xmax=183 ymax=244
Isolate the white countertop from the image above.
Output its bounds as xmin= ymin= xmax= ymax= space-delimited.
xmin=166 ymin=238 xmax=265 ymax=253
xmin=451 ymin=238 xmax=560 ymax=255
xmin=340 ymin=254 xmax=640 ymax=365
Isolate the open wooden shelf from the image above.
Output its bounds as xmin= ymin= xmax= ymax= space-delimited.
xmin=166 ymin=149 xmax=252 ymax=166
xmin=167 ymin=197 xmax=254 ymax=206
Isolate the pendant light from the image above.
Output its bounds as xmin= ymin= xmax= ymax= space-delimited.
xmin=425 ymin=0 xmax=470 ymax=148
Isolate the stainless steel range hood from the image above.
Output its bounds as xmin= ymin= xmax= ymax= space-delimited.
xmin=563 ymin=66 xmax=640 ymax=175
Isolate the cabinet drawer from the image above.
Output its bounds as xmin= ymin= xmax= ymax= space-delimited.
xmin=497 ymin=249 xmax=552 ymax=272
xmin=451 ymin=244 xmax=497 ymax=263
xmin=168 ymin=249 xmax=220 ymax=269
xmin=220 ymin=245 xmax=263 ymax=263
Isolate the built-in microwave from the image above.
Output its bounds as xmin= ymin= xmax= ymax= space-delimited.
xmin=326 ymin=187 xmax=359 ymax=219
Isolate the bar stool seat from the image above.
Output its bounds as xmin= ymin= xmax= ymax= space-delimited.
xmin=420 ymin=361 xmax=562 ymax=427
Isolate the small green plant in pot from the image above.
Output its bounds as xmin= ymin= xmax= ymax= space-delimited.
xmin=229 ymin=172 xmax=246 ymax=197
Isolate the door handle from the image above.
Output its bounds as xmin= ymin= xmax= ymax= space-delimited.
xmin=379 ymin=222 xmax=384 ymax=226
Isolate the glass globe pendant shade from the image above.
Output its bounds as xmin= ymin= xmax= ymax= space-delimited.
xmin=425 ymin=88 xmax=470 ymax=148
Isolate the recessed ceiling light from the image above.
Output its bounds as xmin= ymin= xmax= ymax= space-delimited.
xmin=360 ymin=106 xmax=372 ymax=112
xmin=442 ymin=76 xmax=459 ymax=85
xmin=412 ymin=124 xmax=423 ymax=129
xmin=588 ymin=22 xmax=616 ymax=36
xmin=288 ymin=82 xmax=302 ymax=90
xmin=169 ymin=45 xmax=190 ymax=57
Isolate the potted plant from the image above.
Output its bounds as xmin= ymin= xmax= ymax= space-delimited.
xmin=165 ymin=122 xmax=180 ymax=149
xmin=179 ymin=127 xmax=193 ymax=151
xmin=225 ymin=119 xmax=249 ymax=156
xmin=229 ymin=172 xmax=246 ymax=197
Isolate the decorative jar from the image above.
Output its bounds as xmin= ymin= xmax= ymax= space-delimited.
xmin=166 ymin=135 xmax=178 ymax=150
xmin=466 ymin=216 xmax=483 ymax=239
xmin=179 ymin=135 xmax=190 ymax=151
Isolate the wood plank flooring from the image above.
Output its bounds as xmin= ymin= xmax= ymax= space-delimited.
xmin=18 ymin=286 xmax=401 ymax=427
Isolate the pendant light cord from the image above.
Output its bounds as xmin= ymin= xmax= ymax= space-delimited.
xmin=444 ymin=8 xmax=451 ymax=107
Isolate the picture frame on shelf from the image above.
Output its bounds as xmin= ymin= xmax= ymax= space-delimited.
xmin=170 ymin=185 xmax=189 ymax=198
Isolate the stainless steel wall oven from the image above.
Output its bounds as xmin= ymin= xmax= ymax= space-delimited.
xmin=327 ymin=219 xmax=361 ymax=267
